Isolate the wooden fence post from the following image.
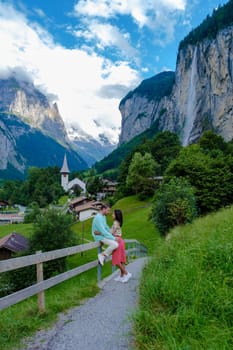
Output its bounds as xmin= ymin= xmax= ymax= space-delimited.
xmin=36 ymin=251 xmax=45 ymax=313
xmin=97 ymin=245 xmax=102 ymax=282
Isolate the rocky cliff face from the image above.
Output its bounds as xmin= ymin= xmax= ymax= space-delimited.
xmin=0 ymin=78 xmax=88 ymax=179
xmin=0 ymin=116 xmax=25 ymax=173
xmin=173 ymin=26 xmax=233 ymax=145
xmin=0 ymin=78 xmax=68 ymax=144
xmin=119 ymin=26 xmax=233 ymax=146
xmin=119 ymin=72 xmax=175 ymax=144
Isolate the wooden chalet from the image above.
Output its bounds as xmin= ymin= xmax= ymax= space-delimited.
xmin=69 ymin=197 xmax=103 ymax=221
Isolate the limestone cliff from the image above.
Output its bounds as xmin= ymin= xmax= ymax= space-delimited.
xmin=118 ymin=72 xmax=175 ymax=144
xmin=0 ymin=78 xmax=88 ymax=179
xmin=119 ymin=25 xmax=233 ymax=146
xmin=173 ymin=26 xmax=233 ymax=145
xmin=0 ymin=78 xmax=68 ymax=144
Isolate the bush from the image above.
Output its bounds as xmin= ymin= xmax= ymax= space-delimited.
xmin=30 ymin=208 xmax=77 ymax=278
xmin=23 ymin=202 xmax=40 ymax=223
xmin=2 ymin=209 xmax=78 ymax=295
xmin=151 ymin=177 xmax=197 ymax=235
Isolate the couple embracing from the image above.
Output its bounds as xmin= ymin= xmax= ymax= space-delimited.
xmin=92 ymin=204 xmax=132 ymax=283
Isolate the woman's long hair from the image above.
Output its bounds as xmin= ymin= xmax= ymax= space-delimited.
xmin=114 ymin=209 xmax=123 ymax=227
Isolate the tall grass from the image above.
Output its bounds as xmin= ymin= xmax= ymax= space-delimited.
xmin=134 ymin=206 xmax=233 ymax=349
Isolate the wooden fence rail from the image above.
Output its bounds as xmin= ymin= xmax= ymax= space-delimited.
xmin=0 ymin=239 xmax=147 ymax=312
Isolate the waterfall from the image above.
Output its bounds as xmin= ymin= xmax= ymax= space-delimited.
xmin=182 ymin=47 xmax=198 ymax=146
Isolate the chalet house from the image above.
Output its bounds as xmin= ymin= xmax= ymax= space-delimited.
xmin=0 ymin=232 xmax=29 ymax=260
xmin=0 ymin=213 xmax=25 ymax=224
xmin=68 ymin=197 xmax=103 ymax=221
xmin=97 ymin=179 xmax=118 ymax=200
xmin=68 ymin=196 xmax=92 ymax=210
xmin=73 ymin=202 xmax=100 ymax=221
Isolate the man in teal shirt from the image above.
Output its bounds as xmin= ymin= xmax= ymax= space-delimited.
xmin=92 ymin=204 xmax=118 ymax=265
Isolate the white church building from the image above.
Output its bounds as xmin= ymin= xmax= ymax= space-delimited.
xmin=60 ymin=154 xmax=86 ymax=193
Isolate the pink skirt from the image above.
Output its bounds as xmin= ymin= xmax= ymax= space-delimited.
xmin=112 ymin=237 xmax=126 ymax=265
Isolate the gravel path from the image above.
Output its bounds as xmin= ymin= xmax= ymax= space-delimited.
xmin=23 ymin=257 xmax=147 ymax=350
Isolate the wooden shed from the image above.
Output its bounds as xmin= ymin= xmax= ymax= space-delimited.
xmin=0 ymin=232 xmax=29 ymax=260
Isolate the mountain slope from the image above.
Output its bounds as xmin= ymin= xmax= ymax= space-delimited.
xmin=0 ymin=112 xmax=87 ymax=179
xmin=97 ymin=2 xmax=233 ymax=174
xmin=119 ymin=71 xmax=175 ymax=145
xmin=0 ymin=77 xmax=88 ymax=179
xmin=67 ymin=124 xmax=116 ymax=167
xmin=0 ymin=77 xmax=68 ymax=144
xmin=118 ymin=3 xmax=233 ymax=147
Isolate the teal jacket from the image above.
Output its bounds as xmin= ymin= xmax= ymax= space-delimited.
xmin=92 ymin=213 xmax=115 ymax=242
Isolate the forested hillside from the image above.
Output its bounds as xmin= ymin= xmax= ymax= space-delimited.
xmin=179 ymin=0 xmax=233 ymax=51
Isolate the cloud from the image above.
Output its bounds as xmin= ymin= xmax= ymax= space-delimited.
xmin=0 ymin=66 xmax=33 ymax=83
xmin=74 ymin=0 xmax=186 ymax=27
xmin=74 ymin=0 xmax=127 ymax=19
xmin=74 ymin=21 xmax=138 ymax=62
xmin=97 ymin=84 xmax=132 ymax=99
xmin=0 ymin=2 xmax=140 ymax=143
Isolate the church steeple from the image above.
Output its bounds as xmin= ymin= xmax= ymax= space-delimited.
xmin=60 ymin=154 xmax=70 ymax=191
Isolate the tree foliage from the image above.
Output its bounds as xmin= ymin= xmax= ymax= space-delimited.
xmin=1 ymin=209 xmax=77 ymax=295
xmin=120 ymin=71 xmax=175 ymax=105
xmin=199 ymin=130 xmax=228 ymax=154
xmin=116 ymin=132 xmax=181 ymax=199
xmin=86 ymin=175 xmax=104 ymax=195
xmin=151 ymin=177 xmax=197 ymax=235
xmin=126 ymin=152 xmax=159 ymax=198
xmin=165 ymin=144 xmax=233 ymax=214
xmin=1 ymin=166 xmax=64 ymax=207
xmin=30 ymin=208 xmax=77 ymax=278
xmin=179 ymin=0 xmax=233 ymax=51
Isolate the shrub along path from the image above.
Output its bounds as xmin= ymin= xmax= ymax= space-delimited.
xmin=22 ymin=257 xmax=148 ymax=350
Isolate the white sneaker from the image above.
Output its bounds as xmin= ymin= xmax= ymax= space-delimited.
xmin=120 ymin=272 xmax=132 ymax=283
xmin=114 ymin=275 xmax=123 ymax=282
xmin=98 ymin=253 xmax=105 ymax=266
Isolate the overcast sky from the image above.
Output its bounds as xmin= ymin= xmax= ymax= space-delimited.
xmin=0 ymin=0 xmax=229 ymax=143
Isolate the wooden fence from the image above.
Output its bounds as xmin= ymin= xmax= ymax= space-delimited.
xmin=0 ymin=239 xmax=147 ymax=312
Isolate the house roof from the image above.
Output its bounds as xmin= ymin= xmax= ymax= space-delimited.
xmin=73 ymin=202 xmax=98 ymax=213
xmin=102 ymin=179 xmax=118 ymax=186
xmin=0 ymin=232 xmax=29 ymax=253
xmin=103 ymin=186 xmax=117 ymax=192
xmin=0 ymin=200 xmax=8 ymax=206
xmin=69 ymin=196 xmax=91 ymax=206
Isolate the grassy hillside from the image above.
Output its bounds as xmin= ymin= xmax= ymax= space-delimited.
xmin=134 ymin=205 xmax=233 ymax=349
xmin=0 ymin=223 xmax=33 ymax=238
xmin=0 ymin=196 xmax=158 ymax=350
